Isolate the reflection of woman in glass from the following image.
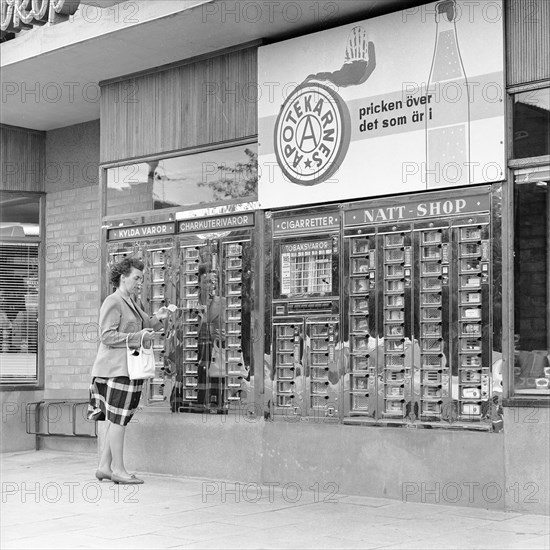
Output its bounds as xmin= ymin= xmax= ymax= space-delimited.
xmin=197 ymin=266 xmax=226 ymax=411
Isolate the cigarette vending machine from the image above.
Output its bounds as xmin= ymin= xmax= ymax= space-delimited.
xmin=342 ymin=186 xmax=502 ymax=430
xmin=172 ymin=212 xmax=257 ymax=414
xmin=105 ymin=222 xmax=177 ymax=406
xmin=266 ymin=207 xmax=341 ymax=419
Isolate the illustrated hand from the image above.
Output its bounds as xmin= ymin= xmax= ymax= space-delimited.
xmin=305 ymin=27 xmax=376 ymax=87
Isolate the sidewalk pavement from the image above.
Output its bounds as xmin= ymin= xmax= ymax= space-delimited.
xmin=1 ymin=450 xmax=549 ymax=550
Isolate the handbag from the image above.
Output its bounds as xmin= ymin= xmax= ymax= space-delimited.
xmin=208 ymin=340 xmax=226 ymax=378
xmin=126 ymin=333 xmax=156 ymax=380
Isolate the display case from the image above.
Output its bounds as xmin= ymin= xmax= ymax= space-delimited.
xmin=343 ymin=187 xmax=502 ymax=430
xmin=105 ymin=223 xmax=177 ymax=406
xmin=380 ymin=229 xmax=413 ymax=420
xmin=176 ymin=243 xmax=204 ymax=408
xmin=454 ymin=222 xmax=491 ymax=422
xmin=415 ymin=225 xmax=451 ymax=422
xmin=171 ymin=212 xmax=257 ymax=415
xmin=141 ymin=243 xmax=174 ymax=404
xmin=267 ymin=207 xmax=341 ymax=419
xmin=346 ymin=232 xmax=377 ymax=418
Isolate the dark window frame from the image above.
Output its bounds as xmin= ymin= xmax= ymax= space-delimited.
xmin=507 ymin=81 xmax=550 ymax=404
xmin=0 ymin=192 xmax=45 ymax=391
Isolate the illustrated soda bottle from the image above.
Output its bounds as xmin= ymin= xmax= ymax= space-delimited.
xmin=425 ymin=0 xmax=471 ymax=188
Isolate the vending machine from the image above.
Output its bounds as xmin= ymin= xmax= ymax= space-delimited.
xmin=342 ymin=186 xmax=502 ymax=430
xmin=172 ymin=212 xmax=257 ymax=414
xmin=266 ymin=206 xmax=342 ymax=419
xmin=105 ymin=222 xmax=178 ymax=406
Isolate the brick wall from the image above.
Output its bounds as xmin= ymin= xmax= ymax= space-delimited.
xmin=44 ymin=121 xmax=100 ymax=399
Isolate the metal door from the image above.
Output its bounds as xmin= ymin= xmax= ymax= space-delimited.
xmin=306 ymin=317 xmax=339 ymax=419
xmin=271 ymin=315 xmax=340 ymax=419
xmin=272 ymin=319 xmax=304 ymax=416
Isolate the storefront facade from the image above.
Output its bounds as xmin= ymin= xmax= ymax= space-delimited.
xmin=1 ymin=0 xmax=548 ymax=513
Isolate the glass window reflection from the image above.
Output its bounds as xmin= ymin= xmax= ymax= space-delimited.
xmin=106 ymin=144 xmax=257 ymax=216
xmin=513 ymin=177 xmax=549 ymax=395
xmin=513 ymin=88 xmax=550 ymax=159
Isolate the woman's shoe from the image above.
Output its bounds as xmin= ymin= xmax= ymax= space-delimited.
xmin=95 ymin=470 xmax=111 ymax=481
xmin=111 ymin=474 xmax=144 ymax=485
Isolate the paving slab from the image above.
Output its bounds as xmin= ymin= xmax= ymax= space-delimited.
xmin=1 ymin=450 xmax=548 ymax=550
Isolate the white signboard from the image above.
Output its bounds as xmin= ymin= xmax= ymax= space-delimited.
xmin=258 ymin=0 xmax=505 ymax=209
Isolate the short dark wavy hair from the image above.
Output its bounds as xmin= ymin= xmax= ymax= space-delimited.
xmin=110 ymin=257 xmax=144 ymax=288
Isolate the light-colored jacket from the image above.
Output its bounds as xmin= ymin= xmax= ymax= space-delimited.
xmin=91 ymin=289 xmax=162 ymax=378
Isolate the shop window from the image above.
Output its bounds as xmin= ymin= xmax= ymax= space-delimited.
xmin=513 ymin=88 xmax=550 ymax=159
xmin=513 ymin=167 xmax=549 ymax=396
xmin=0 ymin=193 xmax=41 ymax=385
xmin=105 ymin=143 xmax=258 ymax=216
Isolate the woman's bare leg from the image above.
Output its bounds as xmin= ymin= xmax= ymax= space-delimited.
xmin=97 ymin=422 xmax=112 ymax=474
xmin=108 ymin=422 xmax=131 ymax=477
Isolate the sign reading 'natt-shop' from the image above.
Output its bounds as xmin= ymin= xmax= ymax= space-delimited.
xmin=344 ymin=188 xmax=491 ymax=226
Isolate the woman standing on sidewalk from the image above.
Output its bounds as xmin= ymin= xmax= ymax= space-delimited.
xmin=87 ymin=257 xmax=172 ymax=485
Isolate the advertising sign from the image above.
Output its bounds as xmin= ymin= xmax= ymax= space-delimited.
xmin=344 ymin=186 xmax=491 ymax=225
xmin=258 ymin=0 xmax=505 ymax=208
xmin=178 ymin=213 xmax=254 ymax=233
xmin=272 ymin=212 xmax=340 ymax=235
xmin=107 ymin=222 xmax=176 ymax=240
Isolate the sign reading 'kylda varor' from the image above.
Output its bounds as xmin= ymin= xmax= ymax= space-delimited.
xmin=107 ymin=223 xmax=176 ymax=241
xmin=258 ymin=0 xmax=505 ymax=209
xmin=0 ymin=0 xmax=80 ymax=35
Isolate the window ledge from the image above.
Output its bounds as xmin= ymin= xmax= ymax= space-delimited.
xmin=509 ymin=155 xmax=550 ymax=169
xmin=0 ymin=383 xmax=43 ymax=392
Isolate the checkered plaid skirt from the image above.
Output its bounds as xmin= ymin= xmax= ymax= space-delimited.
xmin=87 ymin=377 xmax=143 ymax=426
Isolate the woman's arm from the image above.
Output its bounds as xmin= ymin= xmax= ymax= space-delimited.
xmin=141 ymin=304 xmax=165 ymax=331
xmin=99 ymin=297 xmax=143 ymax=348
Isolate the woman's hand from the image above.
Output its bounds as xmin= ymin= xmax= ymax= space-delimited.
xmin=155 ymin=306 xmax=173 ymax=320
xmin=138 ymin=328 xmax=155 ymax=344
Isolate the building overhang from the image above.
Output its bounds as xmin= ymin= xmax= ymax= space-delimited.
xmin=1 ymin=0 xmax=430 ymax=131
